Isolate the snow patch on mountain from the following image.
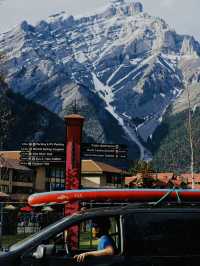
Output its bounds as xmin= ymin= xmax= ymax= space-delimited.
xmin=93 ymin=72 xmax=149 ymax=160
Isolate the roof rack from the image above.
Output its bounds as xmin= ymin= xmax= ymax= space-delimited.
xmin=152 ymin=187 xmax=181 ymax=207
xmin=78 ymin=188 xmax=183 ymax=209
xmin=30 ymin=188 xmax=200 ymax=209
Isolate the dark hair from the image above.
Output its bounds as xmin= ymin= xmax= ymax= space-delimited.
xmin=92 ymin=217 xmax=111 ymax=232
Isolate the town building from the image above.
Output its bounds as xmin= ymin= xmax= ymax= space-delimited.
xmin=125 ymin=172 xmax=200 ymax=189
xmin=0 ymin=152 xmax=33 ymax=200
xmin=81 ymin=160 xmax=125 ymax=188
xmin=0 ymin=151 xmax=125 ymax=201
xmin=179 ymin=173 xmax=200 ymax=189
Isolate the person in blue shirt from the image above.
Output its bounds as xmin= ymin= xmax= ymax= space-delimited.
xmin=74 ymin=217 xmax=115 ymax=262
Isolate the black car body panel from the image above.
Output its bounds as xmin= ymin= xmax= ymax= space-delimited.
xmin=1 ymin=204 xmax=200 ymax=266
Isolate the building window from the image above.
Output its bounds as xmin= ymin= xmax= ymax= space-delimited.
xmin=0 ymin=168 xmax=10 ymax=181
xmin=106 ymin=175 xmax=123 ymax=187
xmin=46 ymin=166 xmax=65 ymax=191
xmin=12 ymin=186 xmax=33 ymax=194
xmin=106 ymin=175 xmax=113 ymax=184
xmin=12 ymin=170 xmax=33 ymax=183
xmin=0 ymin=185 xmax=9 ymax=193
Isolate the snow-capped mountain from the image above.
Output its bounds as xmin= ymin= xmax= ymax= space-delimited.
xmin=1 ymin=0 xmax=200 ymax=160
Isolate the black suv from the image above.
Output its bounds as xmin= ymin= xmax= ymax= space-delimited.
xmin=1 ymin=203 xmax=200 ymax=266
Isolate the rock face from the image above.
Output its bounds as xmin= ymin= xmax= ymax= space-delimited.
xmin=114 ymin=1 xmax=143 ymax=15
xmin=1 ymin=0 xmax=200 ymax=159
xmin=133 ymin=2 xmax=143 ymax=13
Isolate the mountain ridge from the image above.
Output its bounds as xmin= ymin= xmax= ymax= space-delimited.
xmin=1 ymin=0 xmax=200 ymax=161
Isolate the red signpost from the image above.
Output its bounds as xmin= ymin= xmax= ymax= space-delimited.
xmin=64 ymin=114 xmax=84 ymax=249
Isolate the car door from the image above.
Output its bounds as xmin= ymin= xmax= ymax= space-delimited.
xmin=46 ymin=217 xmax=124 ymax=266
xmin=20 ymin=252 xmax=45 ymax=266
xmin=46 ymin=255 xmax=124 ymax=266
xmin=122 ymin=210 xmax=200 ymax=266
xmin=21 ymin=215 xmax=124 ymax=266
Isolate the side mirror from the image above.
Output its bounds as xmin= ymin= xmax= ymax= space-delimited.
xmin=33 ymin=244 xmax=55 ymax=259
xmin=33 ymin=245 xmax=45 ymax=259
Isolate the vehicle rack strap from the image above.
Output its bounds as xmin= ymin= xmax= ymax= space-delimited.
xmin=153 ymin=187 xmax=181 ymax=206
xmin=175 ymin=190 xmax=181 ymax=204
xmin=153 ymin=189 xmax=173 ymax=206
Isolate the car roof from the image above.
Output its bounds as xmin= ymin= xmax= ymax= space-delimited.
xmin=80 ymin=201 xmax=200 ymax=216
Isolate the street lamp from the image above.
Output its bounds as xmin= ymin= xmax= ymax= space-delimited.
xmin=185 ymin=82 xmax=195 ymax=189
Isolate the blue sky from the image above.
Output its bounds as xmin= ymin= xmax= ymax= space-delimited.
xmin=0 ymin=0 xmax=199 ymax=41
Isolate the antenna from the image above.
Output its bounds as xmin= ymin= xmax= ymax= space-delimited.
xmin=186 ymin=82 xmax=195 ymax=189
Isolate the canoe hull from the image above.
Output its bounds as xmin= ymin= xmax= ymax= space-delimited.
xmin=28 ymin=189 xmax=200 ymax=206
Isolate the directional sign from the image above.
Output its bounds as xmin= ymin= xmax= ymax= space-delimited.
xmin=81 ymin=143 xmax=128 ymax=159
xmin=20 ymin=142 xmax=128 ymax=166
xmin=20 ymin=143 xmax=65 ymax=166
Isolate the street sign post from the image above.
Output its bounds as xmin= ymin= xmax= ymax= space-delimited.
xmin=81 ymin=143 xmax=128 ymax=159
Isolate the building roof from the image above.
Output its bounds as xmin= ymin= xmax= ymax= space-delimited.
xmin=153 ymin=173 xmax=174 ymax=183
xmin=125 ymin=173 xmax=175 ymax=186
xmin=64 ymin=114 xmax=85 ymax=120
xmin=125 ymin=176 xmax=137 ymax=185
xmin=0 ymin=156 xmax=32 ymax=171
xmin=179 ymin=173 xmax=200 ymax=183
xmin=0 ymin=191 xmax=9 ymax=198
xmin=1 ymin=151 xmax=125 ymax=174
xmin=81 ymin=160 xmax=124 ymax=174
xmin=0 ymin=151 xmax=20 ymax=160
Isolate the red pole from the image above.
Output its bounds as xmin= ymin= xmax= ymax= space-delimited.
xmin=64 ymin=114 xmax=84 ymax=249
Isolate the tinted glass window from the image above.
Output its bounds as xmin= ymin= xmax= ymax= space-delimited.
xmin=123 ymin=212 xmax=200 ymax=256
xmin=27 ymin=216 xmax=120 ymax=258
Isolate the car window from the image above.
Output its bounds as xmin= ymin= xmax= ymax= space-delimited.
xmin=80 ymin=220 xmax=97 ymax=249
xmin=33 ymin=216 xmax=120 ymax=257
xmin=123 ymin=212 xmax=200 ymax=256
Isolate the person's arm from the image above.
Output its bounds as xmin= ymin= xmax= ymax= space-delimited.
xmin=74 ymin=245 xmax=114 ymax=263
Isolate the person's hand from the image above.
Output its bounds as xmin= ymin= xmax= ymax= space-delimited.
xmin=74 ymin=252 xmax=88 ymax=262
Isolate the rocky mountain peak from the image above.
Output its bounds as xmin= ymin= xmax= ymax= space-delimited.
xmin=180 ymin=36 xmax=200 ymax=58
xmin=110 ymin=0 xmax=143 ymax=16
xmin=20 ymin=20 xmax=35 ymax=33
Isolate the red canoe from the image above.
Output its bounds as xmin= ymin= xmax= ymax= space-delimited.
xmin=28 ymin=189 xmax=200 ymax=207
